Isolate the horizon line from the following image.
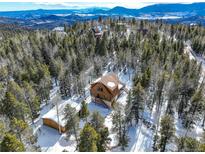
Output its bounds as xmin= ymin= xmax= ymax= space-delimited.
xmin=0 ymin=2 xmax=202 ymax=12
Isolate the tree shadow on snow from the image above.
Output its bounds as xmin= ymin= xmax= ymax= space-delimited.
xmin=58 ymin=135 xmax=76 ymax=147
xmin=37 ymin=125 xmax=61 ymax=149
xmin=88 ymin=102 xmax=111 ymax=117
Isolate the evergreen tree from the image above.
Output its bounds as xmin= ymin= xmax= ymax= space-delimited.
xmin=90 ymin=111 xmax=104 ymax=132
xmin=182 ymin=88 xmax=204 ymax=134
xmin=63 ymin=104 xmax=80 ymax=147
xmin=49 ymin=60 xmax=60 ymax=84
xmin=154 ymin=73 xmax=166 ymax=110
xmin=1 ymin=133 xmax=25 ymax=152
xmin=177 ymin=136 xmax=200 ymax=152
xmin=112 ymin=109 xmax=129 ymax=150
xmin=120 ymin=122 xmax=129 ymax=151
xmin=90 ymin=112 xmax=110 ymax=151
xmin=1 ymin=92 xmax=27 ymax=120
xmin=22 ymin=81 xmax=40 ymax=121
xmin=159 ymin=115 xmax=175 ymax=152
xmin=130 ymin=82 xmax=145 ymax=124
xmin=152 ymin=133 xmax=159 ymax=151
xmin=79 ymin=100 xmax=89 ymax=120
xmin=79 ymin=124 xmax=99 ymax=152
xmin=10 ymin=118 xmax=28 ymax=142
xmin=0 ymin=66 xmax=8 ymax=82
xmin=59 ymin=69 xmax=72 ymax=97
xmin=199 ymin=144 xmax=205 ymax=152
xmin=141 ymin=67 xmax=151 ymax=88
xmin=0 ymin=121 xmax=5 ymax=141
xmin=97 ymin=127 xmax=111 ymax=152
xmin=125 ymin=91 xmax=132 ymax=126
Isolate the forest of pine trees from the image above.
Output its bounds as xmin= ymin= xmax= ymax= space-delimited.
xmin=0 ymin=17 xmax=205 ymax=151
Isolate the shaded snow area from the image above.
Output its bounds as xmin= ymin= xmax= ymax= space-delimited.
xmin=174 ymin=111 xmax=204 ymax=140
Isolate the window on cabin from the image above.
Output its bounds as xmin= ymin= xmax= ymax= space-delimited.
xmin=97 ymin=87 xmax=103 ymax=92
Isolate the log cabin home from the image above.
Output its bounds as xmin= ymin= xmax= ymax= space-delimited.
xmin=90 ymin=73 xmax=125 ymax=108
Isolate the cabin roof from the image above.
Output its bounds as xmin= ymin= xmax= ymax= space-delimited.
xmin=92 ymin=73 xmax=121 ymax=92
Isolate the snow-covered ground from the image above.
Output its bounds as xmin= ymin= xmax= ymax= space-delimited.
xmin=32 ymin=39 xmax=205 ymax=152
xmin=184 ymin=41 xmax=205 ymax=83
xmin=31 ymin=67 xmax=136 ymax=152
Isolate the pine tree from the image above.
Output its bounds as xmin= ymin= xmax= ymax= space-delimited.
xmin=125 ymin=91 xmax=132 ymax=126
xmin=22 ymin=81 xmax=40 ymax=122
xmin=90 ymin=111 xmax=104 ymax=132
xmin=141 ymin=67 xmax=151 ymax=89
xmin=154 ymin=73 xmax=166 ymax=110
xmin=79 ymin=100 xmax=89 ymax=120
xmin=199 ymin=131 xmax=205 ymax=152
xmin=120 ymin=123 xmax=129 ymax=151
xmin=63 ymin=104 xmax=80 ymax=147
xmin=97 ymin=127 xmax=111 ymax=152
xmin=112 ymin=109 xmax=129 ymax=150
xmin=1 ymin=92 xmax=27 ymax=120
xmin=131 ymin=82 xmax=145 ymax=124
xmin=0 ymin=121 xmax=5 ymax=141
xmin=0 ymin=66 xmax=8 ymax=82
xmin=152 ymin=133 xmax=159 ymax=151
xmin=79 ymin=124 xmax=99 ymax=152
xmin=182 ymin=88 xmax=204 ymax=135
xmin=90 ymin=112 xmax=110 ymax=151
xmin=10 ymin=118 xmax=28 ymax=142
xmin=1 ymin=133 xmax=25 ymax=152
xmin=199 ymin=144 xmax=205 ymax=152
xmin=59 ymin=69 xmax=72 ymax=97
xmin=49 ymin=60 xmax=59 ymax=83
xmin=159 ymin=115 xmax=175 ymax=152
xmin=176 ymin=136 xmax=200 ymax=152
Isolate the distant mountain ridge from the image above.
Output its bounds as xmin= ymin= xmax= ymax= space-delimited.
xmin=0 ymin=2 xmax=205 ymax=18
xmin=0 ymin=3 xmax=205 ymax=18
xmin=0 ymin=3 xmax=205 ymax=29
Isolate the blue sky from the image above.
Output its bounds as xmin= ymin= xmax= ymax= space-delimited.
xmin=0 ymin=2 xmax=154 ymax=11
xmin=0 ymin=1 xmax=202 ymax=12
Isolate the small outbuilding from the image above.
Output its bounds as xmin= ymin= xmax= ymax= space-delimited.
xmin=42 ymin=100 xmax=81 ymax=133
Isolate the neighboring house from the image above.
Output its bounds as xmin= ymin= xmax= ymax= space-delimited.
xmin=92 ymin=25 xmax=103 ymax=37
xmin=90 ymin=73 xmax=125 ymax=108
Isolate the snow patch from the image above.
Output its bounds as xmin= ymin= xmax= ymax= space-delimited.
xmin=107 ymin=81 xmax=115 ymax=88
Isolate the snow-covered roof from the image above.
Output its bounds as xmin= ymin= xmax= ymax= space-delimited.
xmin=52 ymin=27 xmax=64 ymax=31
xmin=94 ymin=77 xmax=101 ymax=83
xmin=107 ymin=81 xmax=115 ymax=88
xmin=42 ymin=100 xmax=81 ymax=127
xmin=118 ymin=83 xmax=124 ymax=89
xmin=91 ymin=73 xmax=120 ymax=91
